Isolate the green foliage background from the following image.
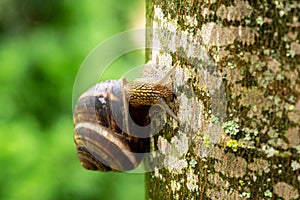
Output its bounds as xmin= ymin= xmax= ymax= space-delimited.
xmin=0 ymin=0 xmax=145 ymax=199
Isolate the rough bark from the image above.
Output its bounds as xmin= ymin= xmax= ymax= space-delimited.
xmin=145 ymin=0 xmax=300 ymax=199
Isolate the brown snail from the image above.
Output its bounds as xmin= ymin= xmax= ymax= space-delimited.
xmin=73 ymin=63 xmax=179 ymax=172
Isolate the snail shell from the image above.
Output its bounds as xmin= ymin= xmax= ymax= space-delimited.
xmin=74 ymin=67 xmax=178 ymax=172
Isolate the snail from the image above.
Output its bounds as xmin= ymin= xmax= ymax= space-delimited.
xmin=73 ymin=62 xmax=179 ymax=172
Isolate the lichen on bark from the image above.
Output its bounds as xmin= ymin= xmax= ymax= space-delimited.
xmin=146 ymin=0 xmax=300 ymax=199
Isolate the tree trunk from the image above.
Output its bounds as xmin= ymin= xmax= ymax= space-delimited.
xmin=145 ymin=0 xmax=300 ymax=199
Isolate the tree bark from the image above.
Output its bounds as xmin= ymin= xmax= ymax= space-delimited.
xmin=145 ymin=0 xmax=300 ymax=199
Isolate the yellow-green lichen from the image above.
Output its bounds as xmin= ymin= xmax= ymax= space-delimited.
xmin=238 ymin=179 xmax=245 ymax=186
xmin=227 ymin=139 xmax=239 ymax=152
xmin=202 ymin=135 xmax=211 ymax=148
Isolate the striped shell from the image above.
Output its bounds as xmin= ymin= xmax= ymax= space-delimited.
xmin=74 ymin=79 xmax=152 ymax=171
xmin=73 ymin=66 xmax=178 ymax=172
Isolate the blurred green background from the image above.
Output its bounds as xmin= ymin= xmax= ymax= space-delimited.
xmin=0 ymin=0 xmax=146 ymax=199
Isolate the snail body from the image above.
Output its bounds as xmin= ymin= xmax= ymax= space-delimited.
xmin=73 ymin=65 xmax=178 ymax=172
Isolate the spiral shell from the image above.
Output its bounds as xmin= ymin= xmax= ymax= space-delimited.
xmin=73 ymin=66 xmax=178 ymax=172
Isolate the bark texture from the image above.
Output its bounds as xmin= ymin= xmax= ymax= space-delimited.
xmin=145 ymin=0 xmax=300 ymax=199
